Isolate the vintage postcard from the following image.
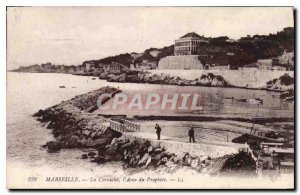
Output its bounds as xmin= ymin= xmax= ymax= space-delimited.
xmin=6 ymin=7 xmax=295 ymax=189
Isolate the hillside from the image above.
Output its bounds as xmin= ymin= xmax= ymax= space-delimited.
xmin=12 ymin=27 xmax=294 ymax=72
xmin=82 ymin=45 xmax=174 ymax=68
xmin=196 ymin=27 xmax=294 ymax=69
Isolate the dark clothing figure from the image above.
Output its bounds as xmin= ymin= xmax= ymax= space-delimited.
xmin=189 ymin=127 xmax=195 ymax=143
xmin=155 ymin=124 xmax=161 ymax=140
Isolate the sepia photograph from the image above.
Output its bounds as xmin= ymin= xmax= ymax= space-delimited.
xmin=6 ymin=6 xmax=295 ymax=189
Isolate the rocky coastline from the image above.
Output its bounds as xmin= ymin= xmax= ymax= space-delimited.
xmin=33 ymin=86 xmax=256 ymax=176
xmin=75 ymin=70 xmax=294 ymax=94
xmin=12 ymin=68 xmax=294 ymax=94
xmin=97 ymin=71 xmax=229 ymax=87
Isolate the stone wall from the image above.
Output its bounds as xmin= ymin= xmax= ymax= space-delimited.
xmin=158 ymin=55 xmax=203 ymax=70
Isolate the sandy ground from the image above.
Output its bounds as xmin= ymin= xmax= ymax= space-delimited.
xmin=120 ymin=119 xmax=289 ymax=158
xmin=128 ymin=120 xmax=274 ymax=143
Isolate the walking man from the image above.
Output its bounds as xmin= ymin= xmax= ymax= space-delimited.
xmin=189 ymin=127 xmax=195 ymax=143
xmin=155 ymin=124 xmax=161 ymax=140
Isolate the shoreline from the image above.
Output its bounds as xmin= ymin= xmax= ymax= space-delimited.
xmin=9 ymin=71 xmax=292 ymax=93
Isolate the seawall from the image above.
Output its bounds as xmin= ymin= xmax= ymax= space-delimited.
xmin=158 ymin=55 xmax=203 ymax=69
xmin=149 ymin=69 xmax=294 ymax=88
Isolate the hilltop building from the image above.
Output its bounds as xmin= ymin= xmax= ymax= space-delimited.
xmin=158 ymin=32 xmax=206 ymax=70
xmin=103 ymin=62 xmax=129 ymax=74
xmin=134 ymin=61 xmax=157 ymax=70
xmin=174 ymin=32 xmax=208 ymax=56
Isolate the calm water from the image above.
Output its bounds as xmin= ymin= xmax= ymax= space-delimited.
xmin=6 ymin=72 xmax=293 ymax=175
xmin=7 ymin=72 xmax=126 ymax=178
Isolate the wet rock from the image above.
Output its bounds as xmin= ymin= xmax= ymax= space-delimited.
xmin=91 ymin=156 xmax=106 ymax=164
xmin=107 ymin=74 xmax=116 ymax=80
xmin=129 ymin=155 xmax=141 ymax=167
xmin=198 ymin=75 xmax=211 ymax=86
xmin=155 ymin=156 xmax=168 ymax=166
xmin=81 ymin=154 xmax=88 ymax=159
xmin=110 ymin=137 xmax=119 ymax=146
xmin=190 ymin=80 xmax=198 ymax=86
xmin=90 ymin=132 xmax=98 ymax=139
xmin=33 ymin=109 xmax=44 ymax=117
xmin=211 ymin=76 xmax=227 ymax=87
xmin=144 ymin=157 xmax=152 ymax=168
xmin=147 ymin=146 xmax=153 ymax=153
xmin=99 ymin=72 xmax=108 ymax=80
xmin=88 ymin=151 xmax=96 ymax=157
xmin=190 ymin=158 xmax=200 ymax=168
xmin=220 ymin=151 xmax=256 ymax=174
xmin=108 ymin=73 xmax=127 ymax=82
xmin=82 ymin=139 xmax=94 ymax=148
xmin=120 ymin=142 xmax=132 ymax=152
xmin=65 ymin=136 xmax=80 ymax=148
xmin=152 ymin=147 xmax=163 ymax=154
xmin=46 ymin=141 xmax=62 ymax=152
xmin=199 ymin=155 xmax=208 ymax=162
xmin=138 ymin=153 xmax=151 ymax=166
xmin=94 ymin=138 xmax=112 ymax=147
xmin=82 ymin=130 xmax=90 ymax=136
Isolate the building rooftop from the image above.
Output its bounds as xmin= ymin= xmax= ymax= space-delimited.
xmin=180 ymin=32 xmax=202 ymax=39
xmin=261 ymin=142 xmax=284 ymax=146
xmin=243 ymin=63 xmax=259 ymax=68
xmin=272 ymin=148 xmax=294 ymax=154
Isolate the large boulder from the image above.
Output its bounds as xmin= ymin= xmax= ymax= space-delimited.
xmin=126 ymin=75 xmax=139 ymax=83
xmin=64 ymin=135 xmax=80 ymax=148
xmin=265 ymin=73 xmax=294 ymax=91
xmin=33 ymin=109 xmax=44 ymax=117
xmin=91 ymin=156 xmax=106 ymax=164
xmin=99 ymin=72 xmax=108 ymax=80
xmin=190 ymin=80 xmax=198 ymax=86
xmin=46 ymin=141 xmax=62 ymax=152
xmin=107 ymin=74 xmax=116 ymax=80
xmin=108 ymin=73 xmax=127 ymax=82
xmin=211 ymin=76 xmax=227 ymax=87
xmin=198 ymin=75 xmax=211 ymax=86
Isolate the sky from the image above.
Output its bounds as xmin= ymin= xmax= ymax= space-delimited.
xmin=7 ymin=7 xmax=294 ymax=69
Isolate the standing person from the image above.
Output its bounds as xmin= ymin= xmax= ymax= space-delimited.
xmin=155 ymin=124 xmax=161 ymax=140
xmin=189 ymin=127 xmax=195 ymax=143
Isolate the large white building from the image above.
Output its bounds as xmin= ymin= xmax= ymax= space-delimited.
xmin=158 ymin=32 xmax=206 ymax=69
xmin=174 ymin=32 xmax=209 ymax=56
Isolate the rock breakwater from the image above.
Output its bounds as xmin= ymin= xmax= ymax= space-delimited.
xmin=86 ymin=136 xmax=215 ymax=173
xmin=34 ymin=87 xmax=122 ymax=151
